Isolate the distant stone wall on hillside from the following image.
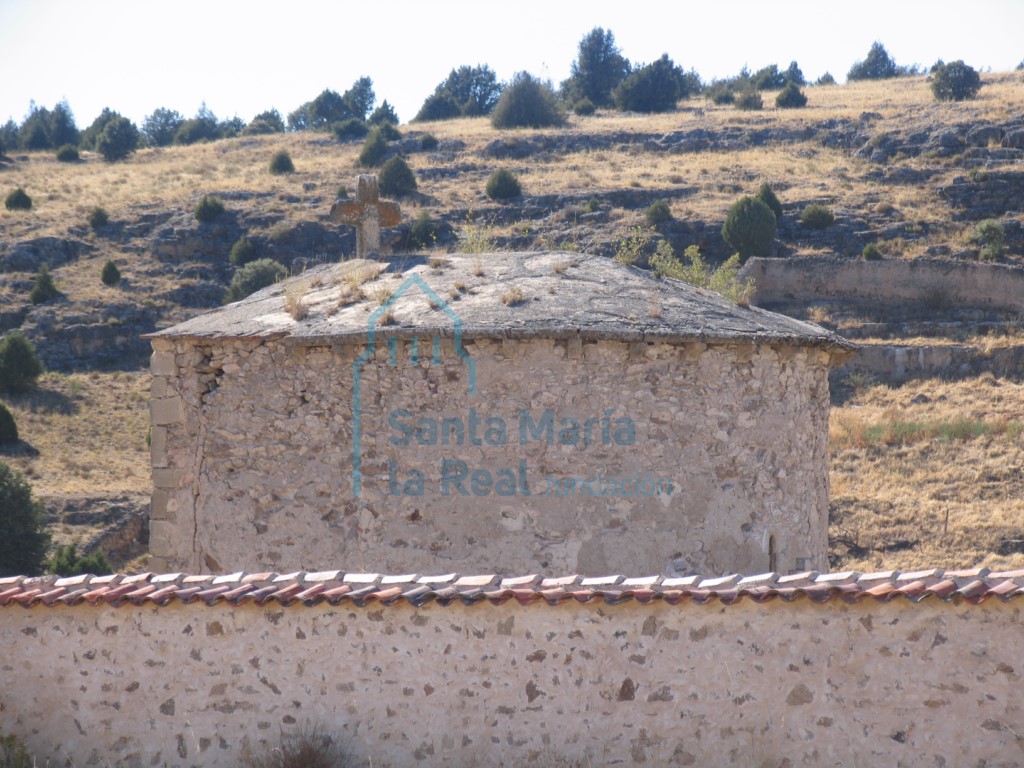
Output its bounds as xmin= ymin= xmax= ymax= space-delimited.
xmin=742 ymin=256 xmax=1024 ymax=313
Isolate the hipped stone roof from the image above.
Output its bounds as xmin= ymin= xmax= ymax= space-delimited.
xmin=149 ymin=251 xmax=854 ymax=353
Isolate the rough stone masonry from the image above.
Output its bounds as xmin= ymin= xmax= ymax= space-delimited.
xmin=146 ymin=251 xmax=853 ymax=576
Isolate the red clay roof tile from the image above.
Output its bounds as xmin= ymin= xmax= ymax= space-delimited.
xmin=2 ymin=568 xmax=1023 ymax=611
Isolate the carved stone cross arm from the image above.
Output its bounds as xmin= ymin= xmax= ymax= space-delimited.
xmin=329 ymin=174 xmax=401 ymax=260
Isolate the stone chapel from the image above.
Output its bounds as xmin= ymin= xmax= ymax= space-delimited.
xmin=147 ymin=231 xmax=852 ymax=576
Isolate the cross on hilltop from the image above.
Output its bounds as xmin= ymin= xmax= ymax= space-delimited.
xmin=330 ymin=175 xmax=402 ymax=260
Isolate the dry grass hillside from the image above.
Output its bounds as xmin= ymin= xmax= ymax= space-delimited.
xmin=1 ymin=72 xmax=1023 ymax=573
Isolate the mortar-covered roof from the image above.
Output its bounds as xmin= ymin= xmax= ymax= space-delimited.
xmin=2 ymin=568 xmax=1019 ymax=609
xmin=147 ymin=252 xmax=854 ymax=353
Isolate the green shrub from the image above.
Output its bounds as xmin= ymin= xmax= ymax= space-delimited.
xmin=5 ymin=188 xmax=31 ymax=211
xmin=195 ymin=194 xmax=225 ymax=223
xmin=756 ymin=183 xmax=783 ymax=218
xmin=752 ymin=64 xmax=787 ymax=91
xmin=100 ymin=260 xmax=121 ymax=286
xmin=0 ymin=333 xmax=43 ymax=394
xmin=268 ymin=149 xmax=295 ymax=175
xmin=973 ymin=219 xmax=1005 ymax=260
xmin=0 ymin=403 xmax=18 ymax=443
xmin=333 ymin=118 xmax=368 ymax=141
xmin=49 ymin=543 xmax=111 ymax=577
xmin=378 ymin=156 xmax=417 ymax=197
xmin=800 ymin=204 xmax=835 ymax=229
xmin=861 ymin=243 xmax=883 ymax=261
xmin=485 ymin=169 xmax=522 ymax=200
xmin=88 ymin=206 xmax=109 ymax=229
xmin=0 ymin=462 xmax=50 ymax=576
xmin=30 ymin=265 xmax=58 ymax=305
xmin=848 ymin=42 xmax=900 ymax=81
xmin=56 ymin=144 xmax=79 ymax=162
xmin=229 ymin=236 xmax=259 ymax=266
xmin=226 ymin=258 xmax=287 ymax=303
xmin=775 ymin=82 xmax=807 ymax=108
xmin=573 ymin=98 xmax=596 ymax=116
xmin=142 ymin=107 xmax=186 ymax=145
xmin=368 ymin=100 xmax=399 ymax=126
xmin=420 ymin=134 xmax=439 ymax=151
xmin=613 ymin=55 xmax=684 ymax=113
xmin=931 ymin=60 xmax=982 ymax=102
xmin=563 ymin=28 xmax=630 ymax=108
xmin=415 ymin=64 xmax=504 ymax=120
xmin=491 ymin=72 xmax=565 ymax=129
xmin=644 ymin=199 xmax=672 ymax=225
xmin=358 ymin=127 xmax=389 ymax=167
xmin=413 ymin=92 xmax=461 ymax=122
xmin=407 ymin=211 xmax=439 ymax=249
xmin=721 ymin=196 xmax=776 ymax=260
xmin=378 ymin=121 xmax=402 ymax=141
xmin=816 ymin=72 xmax=837 ymax=86
xmin=706 ymin=83 xmax=735 ymax=105
xmin=96 ymin=115 xmax=139 ymax=161
xmin=735 ymin=90 xmax=763 ymax=111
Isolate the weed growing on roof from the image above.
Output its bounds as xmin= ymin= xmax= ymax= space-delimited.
xmin=284 ymin=280 xmax=310 ymax=320
xmin=649 ymin=242 xmax=754 ymax=306
xmin=613 ymin=226 xmax=650 ymax=265
xmin=459 ymin=223 xmax=496 ymax=254
xmin=500 ymin=286 xmax=526 ymax=306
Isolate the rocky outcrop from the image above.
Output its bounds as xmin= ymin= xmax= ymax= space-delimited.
xmin=0 ymin=237 xmax=94 ymax=272
xmin=21 ymin=302 xmax=158 ymax=370
xmin=937 ymin=171 xmax=1024 ymax=220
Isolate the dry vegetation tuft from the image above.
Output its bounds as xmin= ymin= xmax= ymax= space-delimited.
xmin=1 ymin=371 xmax=150 ymax=496
xmin=830 ymin=373 xmax=1024 ymax=572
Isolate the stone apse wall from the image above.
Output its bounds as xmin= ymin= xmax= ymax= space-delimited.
xmin=741 ymin=256 xmax=1024 ymax=313
xmin=149 ymin=336 xmax=832 ymax=577
xmin=2 ymin=592 xmax=1023 ymax=767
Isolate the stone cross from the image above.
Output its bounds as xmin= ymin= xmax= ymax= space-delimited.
xmin=330 ymin=175 xmax=402 ymax=260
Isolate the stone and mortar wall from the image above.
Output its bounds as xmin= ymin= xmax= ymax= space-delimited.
xmin=2 ymin=598 xmax=1022 ymax=767
xmin=741 ymin=256 xmax=1024 ymax=313
xmin=150 ymin=337 xmax=832 ymax=576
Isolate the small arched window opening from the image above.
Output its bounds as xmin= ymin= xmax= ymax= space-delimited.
xmin=768 ymin=535 xmax=778 ymax=572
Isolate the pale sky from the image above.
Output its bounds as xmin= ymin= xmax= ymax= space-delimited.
xmin=1 ymin=0 xmax=1022 ymax=129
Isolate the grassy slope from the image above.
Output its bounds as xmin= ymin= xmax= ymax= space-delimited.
xmin=1 ymin=73 xmax=1024 ymax=572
